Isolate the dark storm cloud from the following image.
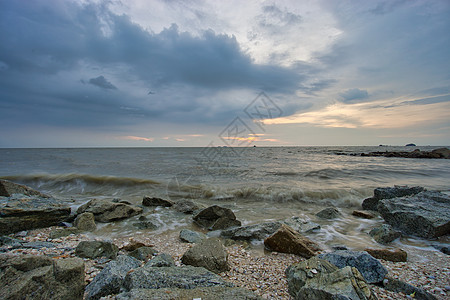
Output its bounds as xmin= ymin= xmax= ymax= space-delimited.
xmin=88 ymin=76 xmax=117 ymax=90
xmin=338 ymin=88 xmax=369 ymax=102
xmin=0 ymin=0 xmax=306 ymax=131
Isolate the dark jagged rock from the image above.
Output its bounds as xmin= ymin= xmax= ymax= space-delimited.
xmin=365 ymin=248 xmax=407 ymax=262
xmin=0 ymin=194 xmax=71 ymax=235
xmin=264 ymin=224 xmax=321 ymax=258
xmin=75 ymin=241 xmax=119 ymax=259
xmin=142 ymin=196 xmax=173 ymax=207
xmin=0 ymin=254 xmax=85 ymax=300
xmin=382 ymin=276 xmax=437 ymax=300
xmin=115 ymin=286 xmax=262 ymax=300
xmin=0 ymin=179 xmax=49 ymax=198
xmin=377 ymin=191 xmax=450 ymax=238
xmin=315 ymin=207 xmax=341 ymax=219
xmin=144 ymin=253 xmax=175 ymax=267
xmin=362 ymin=186 xmax=424 ymax=211
xmin=193 ymin=205 xmax=241 ymax=230
xmin=431 ymin=244 xmax=450 ymax=255
xmin=180 ymin=229 xmax=207 ymax=243
xmin=318 ymin=250 xmax=388 ymax=283
xmin=181 ymin=238 xmax=229 ymax=273
xmin=77 ymin=199 xmax=142 ymax=223
xmin=128 ymin=246 xmax=158 ymax=262
xmin=369 ymin=224 xmax=401 ymax=244
xmin=85 ymin=255 xmax=141 ymax=300
xmin=74 ymin=212 xmax=97 ymax=232
xmin=123 ymin=266 xmax=232 ymax=291
xmin=286 ymin=257 xmax=377 ymax=300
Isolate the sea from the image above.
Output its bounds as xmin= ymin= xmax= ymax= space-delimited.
xmin=1 ymin=146 xmax=449 ymax=252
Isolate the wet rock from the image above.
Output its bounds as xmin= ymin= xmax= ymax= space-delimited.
xmin=362 ymin=186 xmax=424 ymax=211
xmin=315 ymin=207 xmax=341 ymax=219
xmin=264 ymin=224 xmax=321 ymax=258
xmin=75 ymin=240 xmax=119 ymax=259
xmin=132 ymin=220 xmax=158 ymax=230
xmin=431 ymin=147 xmax=450 ymax=158
xmin=193 ymin=205 xmax=241 ymax=230
xmin=0 ymin=236 xmax=24 ymax=248
xmin=318 ymin=250 xmax=388 ymax=283
xmin=377 ymin=191 xmax=450 ymax=238
xmin=145 ymin=253 xmax=175 ymax=267
xmin=74 ymin=212 xmax=97 ymax=231
xmin=286 ymin=257 xmax=377 ymax=300
xmin=431 ymin=244 xmax=450 ymax=255
xmin=115 ymin=286 xmax=262 ymax=299
xmin=142 ymin=196 xmax=173 ymax=207
xmin=221 ymin=221 xmax=282 ymax=241
xmin=172 ymin=199 xmax=205 ymax=214
xmin=179 ymin=229 xmax=207 ymax=243
xmin=0 ymin=179 xmax=49 ymax=198
xmin=128 ymin=246 xmax=158 ymax=262
xmin=369 ymin=224 xmax=401 ymax=244
xmin=49 ymin=227 xmax=80 ymax=239
xmin=282 ymin=216 xmax=321 ymax=233
xmin=0 ymin=194 xmax=71 ymax=235
xmin=365 ymin=248 xmax=407 ymax=262
xmin=382 ymin=277 xmax=437 ymax=300
xmin=121 ymin=241 xmax=146 ymax=252
xmin=352 ymin=210 xmax=375 ymax=219
xmin=77 ymin=199 xmax=142 ymax=223
xmin=123 ymin=266 xmax=231 ymax=290
xmin=181 ymin=238 xmax=229 ymax=273
xmin=85 ymin=255 xmax=141 ymax=300
xmin=0 ymin=254 xmax=84 ymax=300
xmin=21 ymin=241 xmax=56 ymax=249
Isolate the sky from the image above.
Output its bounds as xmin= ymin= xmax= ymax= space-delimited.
xmin=0 ymin=0 xmax=449 ymax=147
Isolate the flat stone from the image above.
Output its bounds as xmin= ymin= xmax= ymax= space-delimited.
xmin=75 ymin=241 xmax=119 ymax=259
xmin=221 ymin=221 xmax=282 ymax=241
xmin=179 ymin=229 xmax=207 ymax=243
xmin=0 ymin=180 xmax=49 ymax=198
xmin=142 ymin=196 xmax=173 ymax=207
xmin=77 ymin=199 xmax=142 ymax=223
xmin=362 ymin=186 xmax=424 ymax=211
xmin=365 ymin=248 xmax=407 ymax=262
xmin=352 ymin=210 xmax=375 ymax=219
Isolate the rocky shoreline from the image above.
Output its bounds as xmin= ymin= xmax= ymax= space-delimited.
xmin=335 ymin=147 xmax=450 ymax=159
xmin=1 ymin=180 xmax=449 ymax=299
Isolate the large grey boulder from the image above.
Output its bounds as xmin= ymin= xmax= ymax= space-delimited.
xmin=377 ymin=191 xmax=450 ymax=238
xmin=0 ymin=254 xmax=85 ymax=300
xmin=221 ymin=221 xmax=282 ymax=241
xmin=0 ymin=179 xmax=49 ymax=197
xmin=85 ymin=255 xmax=141 ymax=300
xmin=0 ymin=194 xmax=71 ymax=235
xmin=123 ymin=266 xmax=231 ymax=290
xmin=116 ymin=286 xmax=262 ymax=299
xmin=180 ymin=229 xmax=207 ymax=243
xmin=181 ymin=238 xmax=229 ymax=273
xmin=362 ymin=186 xmax=424 ymax=211
xmin=369 ymin=224 xmax=401 ymax=244
xmin=77 ymin=199 xmax=142 ymax=222
xmin=75 ymin=241 xmax=119 ymax=259
xmin=264 ymin=224 xmax=321 ymax=258
xmin=74 ymin=212 xmax=97 ymax=231
xmin=318 ymin=250 xmax=388 ymax=283
xmin=286 ymin=257 xmax=377 ymax=300
xmin=193 ymin=205 xmax=241 ymax=230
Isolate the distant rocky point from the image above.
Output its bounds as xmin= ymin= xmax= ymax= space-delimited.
xmin=335 ymin=147 xmax=450 ymax=159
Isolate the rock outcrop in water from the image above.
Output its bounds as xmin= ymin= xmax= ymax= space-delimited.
xmin=193 ymin=205 xmax=241 ymax=230
xmin=338 ymin=147 xmax=450 ymax=159
xmin=362 ymin=186 xmax=424 ymax=211
xmin=377 ymin=191 xmax=450 ymax=238
xmin=0 ymin=180 xmax=71 ymax=235
xmin=0 ymin=254 xmax=85 ymax=299
xmin=286 ymin=257 xmax=377 ymax=300
xmin=77 ymin=198 xmax=142 ymax=222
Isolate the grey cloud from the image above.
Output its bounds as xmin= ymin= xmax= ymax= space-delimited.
xmin=88 ymin=76 xmax=117 ymax=90
xmin=260 ymin=5 xmax=302 ymax=28
xmin=338 ymin=88 xmax=369 ymax=102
